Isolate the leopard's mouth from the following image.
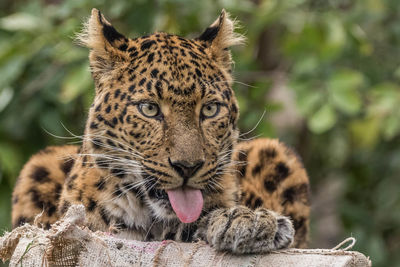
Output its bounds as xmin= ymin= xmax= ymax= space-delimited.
xmin=166 ymin=186 xmax=204 ymax=223
xmin=149 ymin=186 xmax=204 ymax=223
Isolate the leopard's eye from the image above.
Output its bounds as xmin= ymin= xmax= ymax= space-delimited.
xmin=138 ymin=103 xmax=160 ymax=118
xmin=201 ymin=103 xmax=220 ymax=118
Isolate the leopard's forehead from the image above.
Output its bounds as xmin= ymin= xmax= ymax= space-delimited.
xmin=98 ymin=32 xmax=233 ymax=107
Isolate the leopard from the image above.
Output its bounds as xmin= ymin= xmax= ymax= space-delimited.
xmin=11 ymin=8 xmax=310 ymax=254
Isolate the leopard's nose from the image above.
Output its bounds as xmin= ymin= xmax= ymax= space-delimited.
xmin=168 ymin=159 xmax=204 ymax=180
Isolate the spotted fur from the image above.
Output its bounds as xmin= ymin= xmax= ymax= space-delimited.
xmin=11 ymin=9 xmax=310 ymax=253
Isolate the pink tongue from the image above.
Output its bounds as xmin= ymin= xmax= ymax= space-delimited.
xmin=167 ymin=188 xmax=203 ymax=223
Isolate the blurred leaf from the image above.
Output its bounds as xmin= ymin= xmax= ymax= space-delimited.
xmin=59 ymin=63 xmax=91 ymax=103
xmin=0 ymin=87 xmax=14 ymax=112
xmin=0 ymin=55 xmax=26 ymax=87
xmin=308 ymin=104 xmax=337 ymax=134
xmin=367 ymin=83 xmax=399 ymax=116
xmin=296 ymin=87 xmax=323 ymax=116
xmin=366 ymin=234 xmax=388 ymax=266
xmin=393 ymin=65 xmax=400 ymax=80
xmin=0 ymin=143 xmax=23 ymax=179
xmin=0 ymin=184 xmax=11 ymax=231
xmin=382 ymin=114 xmax=400 ymax=140
xmin=292 ymin=56 xmax=318 ymax=76
xmin=349 ymin=117 xmax=381 ymax=148
xmin=0 ymin=12 xmax=45 ymax=31
xmin=328 ymin=69 xmax=363 ymax=115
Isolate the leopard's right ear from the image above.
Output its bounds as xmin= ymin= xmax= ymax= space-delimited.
xmin=77 ymin=9 xmax=129 ymax=83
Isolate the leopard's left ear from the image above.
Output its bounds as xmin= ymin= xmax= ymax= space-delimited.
xmin=76 ymin=8 xmax=129 ymax=85
xmin=197 ymin=10 xmax=245 ymax=72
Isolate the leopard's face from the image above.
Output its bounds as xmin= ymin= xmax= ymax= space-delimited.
xmin=81 ymin=9 xmax=243 ymax=221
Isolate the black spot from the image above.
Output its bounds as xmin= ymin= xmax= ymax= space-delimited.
xmin=264 ymin=180 xmax=277 ymax=192
xmin=231 ymin=103 xmax=238 ymax=113
xmin=292 ymin=216 xmax=306 ymax=231
xmin=29 ymin=188 xmax=44 ymax=209
xmin=95 ymin=178 xmax=106 ymax=190
xmin=87 ymin=198 xmax=97 ymax=212
xmin=90 ymin=122 xmax=98 ymax=129
xmin=96 ymin=114 xmax=104 ymax=122
xmin=105 ymin=105 xmax=111 ymax=113
xmin=251 ymin=164 xmax=262 ymax=177
xmin=120 ymin=92 xmax=126 ymax=101
xmin=237 ymin=149 xmax=250 ymax=177
xmin=113 ymin=184 xmax=123 ymax=197
xmin=114 ymin=89 xmax=121 ymax=98
xmin=189 ymin=51 xmax=199 ymax=59
xmin=95 ymin=158 xmax=109 ymax=169
xmin=195 ymin=68 xmax=202 ymax=77
xmin=164 ymin=232 xmax=176 ymax=240
xmin=155 ymin=81 xmax=163 ymax=99
xmin=94 ymin=103 xmax=101 ymax=112
xmin=60 ymin=158 xmax=75 ymax=175
xmin=140 ymin=68 xmax=147 ymax=74
xmin=147 ymin=186 xmax=168 ymax=200
xmin=111 ymin=167 xmax=125 ymax=179
xmin=99 ymin=207 xmax=110 ymax=225
xmin=44 ymin=222 xmax=51 ymax=230
xmin=47 ymin=204 xmax=57 ymax=217
xmin=275 ymin=162 xmax=290 ymax=181
xmin=245 ymin=192 xmax=255 ymax=207
xmin=118 ymin=43 xmax=128 ymax=51
xmin=223 ymin=90 xmax=231 ymax=100
xmin=141 ymin=40 xmax=156 ymax=50
xmin=129 ymin=84 xmax=136 ymax=93
xmin=14 ymin=216 xmax=28 ymax=228
xmin=139 ymin=78 xmax=146 ymax=86
xmin=30 ymin=166 xmax=50 ymax=183
xmin=150 ymin=68 xmax=159 ymax=78
xmin=281 ymin=183 xmax=310 ymax=205
xmin=106 ymin=130 xmax=117 ymax=138
xmin=198 ymin=26 xmax=220 ymax=42
xmin=112 ymin=117 xmax=118 ymax=125
xmin=253 ymin=197 xmax=263 ymax=209
xmin=259 ymin=148 xmax=277 ymax=160
xmin=104 ymin=92 xmax=110 ymax=103
xmin=55 ymin=183 xmax=62 ymax=196
xmin=146 ymin=81 xmax=152 ymax=92
xmin=147 ymin=53 xmax=154 ymax=63
xmin=82 ymin=155 xmax=88 ymax=167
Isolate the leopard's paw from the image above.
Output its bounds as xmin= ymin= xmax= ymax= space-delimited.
xmin=195 ymin=206 xmax=294 ymax=254
xmin=273 ymin=214 xmax=295 ymax=249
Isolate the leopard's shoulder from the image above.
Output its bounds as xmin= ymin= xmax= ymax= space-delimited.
xmin=11 ymin=145 xmax=79 ymax=229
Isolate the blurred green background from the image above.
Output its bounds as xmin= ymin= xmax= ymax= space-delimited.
xmin=0 ymin=0 xmax=399 ymax=266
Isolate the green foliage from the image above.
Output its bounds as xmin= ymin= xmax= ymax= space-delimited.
xmin=0 ymin=0 xmax=399 ymax=266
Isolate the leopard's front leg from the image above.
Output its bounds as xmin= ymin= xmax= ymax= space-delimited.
xmin=195 ymin=206 xmax=294 ymax=254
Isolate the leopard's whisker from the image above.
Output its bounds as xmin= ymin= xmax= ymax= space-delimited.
xmin=239 ymin=110 xmax=266 ymax=138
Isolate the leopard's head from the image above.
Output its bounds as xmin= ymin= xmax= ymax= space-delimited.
xmin=79 ymin=9 xmax=244 ymax=223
